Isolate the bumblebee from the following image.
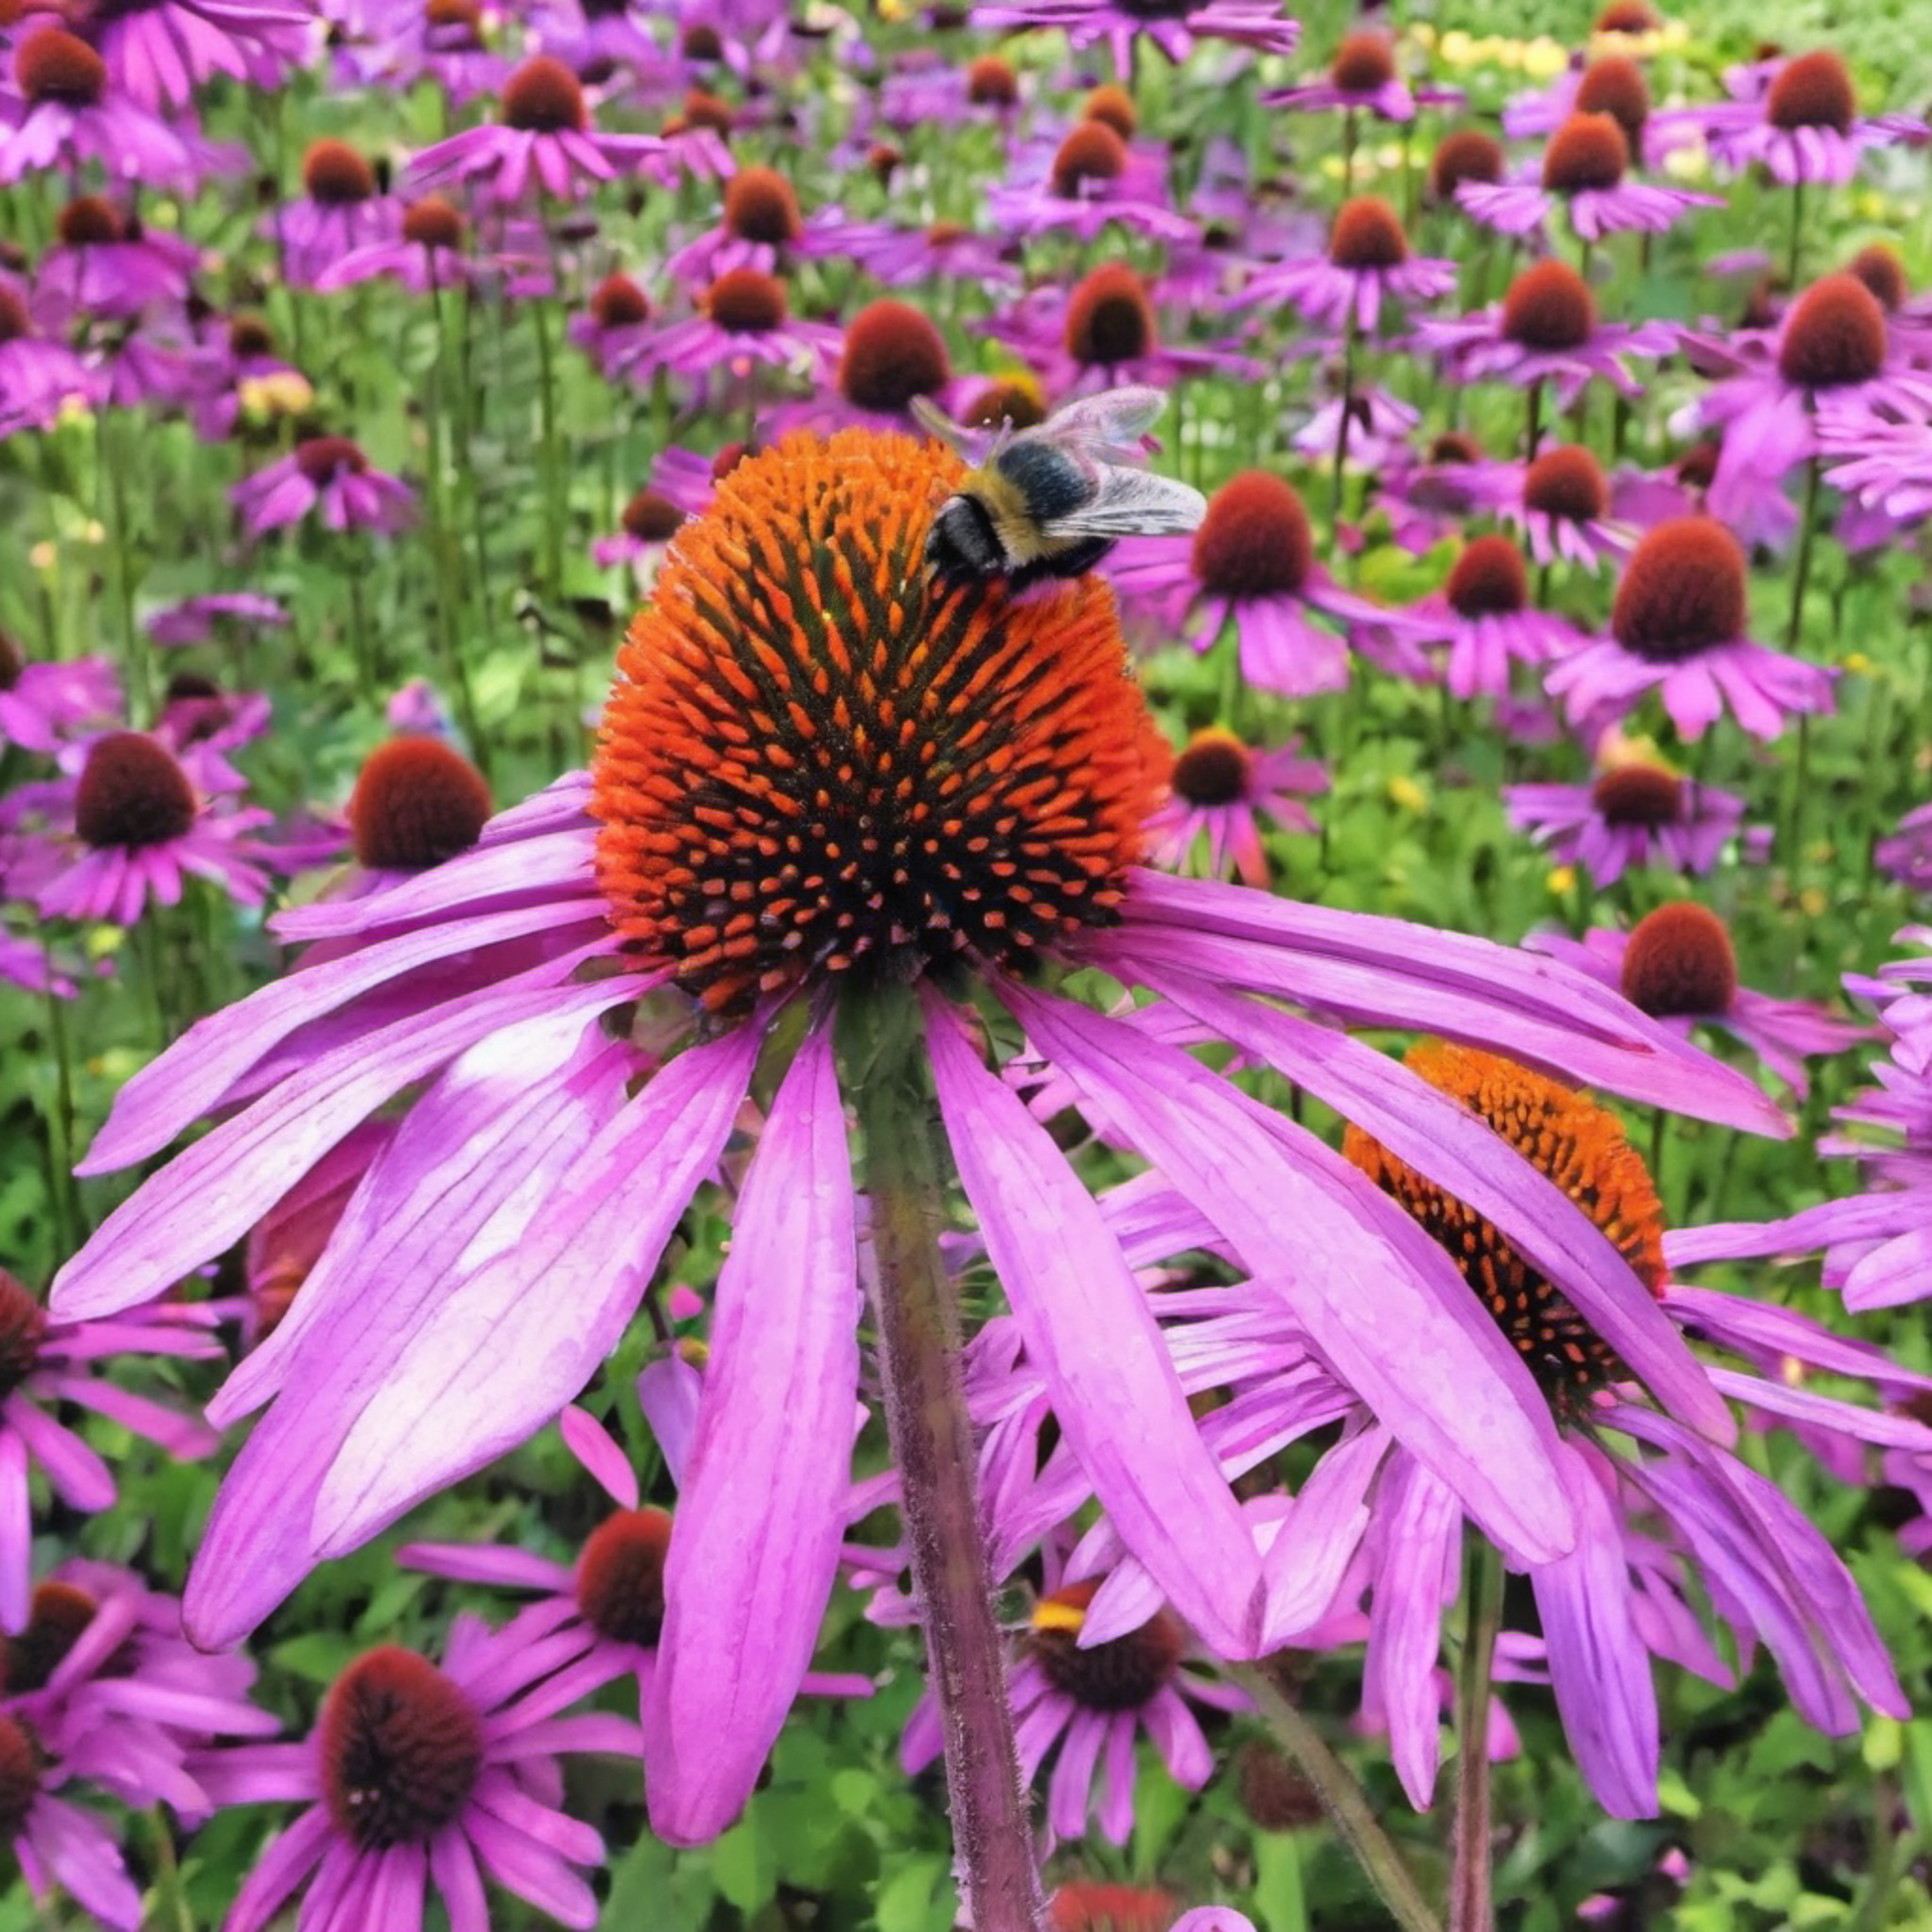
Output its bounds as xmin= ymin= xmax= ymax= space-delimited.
xmin=913 ymin=385 xmax=1207 ymax=592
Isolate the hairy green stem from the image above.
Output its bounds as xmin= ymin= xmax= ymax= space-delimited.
xmin=845 ymin=986 xmax=1043 ymax=1932
xmin=1449 ymin=1539 xmax=1505 ymax=1932
xmin=1230 ymin=1661 xmax=1444 ymax=1932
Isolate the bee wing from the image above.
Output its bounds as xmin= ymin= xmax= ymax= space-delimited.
xmin=910 ymin=394 xmax=1011 ymax=464
xmin=1042 ymin=467 xmax=1208 ymax=538
xmin=1031 ymin=386 xmax=1170 ymax=464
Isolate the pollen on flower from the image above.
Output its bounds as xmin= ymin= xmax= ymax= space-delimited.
xmin=966 ymin=54 xmax=1019 ymax=105
xmin=402 ymin=195 xmax=466 ymax=249
xmin=1082 ymin=83 xmax=1138 ymax=140
xmin=348 ymin=737 xmax=492 ymax=871
xmin=0 ymin=1718 xmax=41 ymax=1843
xmin=74 ymin=734 xmax=197 ymax=851
xmin=1172 ymin=729 xmax=1253 ymax=807
xmin=15 ymin=25 xmax=106 ymax=106
xmin=1777 ymin=273 xmax=1887 ymax=389
xmin=574 ymin=1506 xmax=673 ymax=1647
xmin=1447 ymin=534 xmax=1529 ymax=617
xmin=591 ymin=431 xmax=1167 ymax=1012
xmin=961 ymin=378 xmax=1046 ymax=431
xmin=500 ymin=55 xmax=587 ymax=134
xmin=2 ymin=1584 xmax=97 ymax=1696
xmin=591 ymin=273 xmax=650 ymax=330
xmin=621 ymin=488 xmax=685 ymax=543
xmin=321 ymin=1648 xmax=485 ymax=1851
xmin=1591 ymin=761 xmax=1683 ymax=827
xmin=1845 ymin=243 xmax=1906 ymax=312
xmin=1542 ymin=111 xmax=1630 ymax=192
xmin=723 ymin=167 xmax=803 ymax=246
xmin=1327 ymin=196 xmax=1409 ymax=269
xmin=1064 ymin=265 xmax=1156 ymax=366
xmin=1192 ymin=472 xmax=1312 ymax=599
xmin=1049 ymin=1882 xmax=1177 ymax=1932
xmin=1501 ymin=259 xmax=1596 ymax=350
xmin=1330 ymin=29 xmax=1397 ymax=92
xmin=1765 ymin=49 xmax=1856 ymax=134
xmin=303 ymin=139 xmax=377 ymax=206
xmin=1344 ymin=1041 xmax=1668 ymax=1399
xmin=1523 ymin=444 xmax=1609 ymax=521
xmin=294 ymin=436 xmax=370 ymax=483
xmin=1431 ymin=128 xmax=1505 ymax=201
xmin=839 ymin=299 xmax=951 ymax=413
xmin=0 ymin=1272 xmax=46 ymax=1401
xmin=1575 ymin=55 xmax=1651 ymax=147
xmin=1051 ymin=121 xmax=1129 ymax=198
xmin=1621 ymin=900 xmax=1737 ymax=1015
xmin=705 ymin=267 xmax=788 ymax=334
xmin=56 ymin=197 xmax=124 ymax=247
xmin=1031 ymin=1581 xmax=1183 ymax=1713
xmin=1611 ymin=517 xmax=1746 ymax=662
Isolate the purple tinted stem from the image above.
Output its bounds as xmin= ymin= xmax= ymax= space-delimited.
xmin=845 ymin=986 xmax=1042 ymax=1932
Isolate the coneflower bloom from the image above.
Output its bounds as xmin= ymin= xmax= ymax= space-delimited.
xmin=1456 ymin=111 xmax=1720 ymax=241
xmin=406 ymin=55 xmax=672 ymax=204
xmin=901 ymin=1573 xmax=1247 ymax=1844
xmin=1231 ymin=196 xmax=1455 ymax=336
xmin=313 ymin=193 xmax=485 ymax=295
xmin=54 ymin=430 xmax=1776 ymax=1853
xmin=0 ymin=24 xmax=208 ymax=187
xmin=1146 ymin=730 xmax=1325 ymax=886
xmin=802 ymin=296 xmax=966 ymax=433
xmin=593 ymin=484 xmax=687 ymax=574
xmin=1817 ymin=400 xmax=1932 ymax=532
xmin=975 ymin=0 xmax=1300 ymax=75
xmin=1678 ymin=48 xmax=1919 ymax=186
xmin=1428 ymin=127 xmax=1507 ymax=207
xmin=1528 ymin=903 xmax=1874 ymax=1100
xmin=1504 ymin=758 xmax=1751 ymax=885
xmin=1264 ymin=29 xmax=1417 ymax=121
xmin=20 ymin=731 xmax=275 ymax=925
xmin=1695 ymin=274 xmax=1926 ymax=540
xmin=276 ymin=139 xmax=401 ymax=290
xmin=1501 ymin=53 xmax=1689 ymax=169
xmin=231 ymin=437 xmax=417 ymax=538
xmin=341 ymin=735 xmax=494 ymax=899
xmin=566 ymin=271 xmax=656 ymax=383
xmin=663 ymin=165 xmax=836 ymax=285
xmin=1877 ymin=803 xmax=1932 ymax=893
xmin=1416 ymin=259 xmax=1676 ymax=407
xmin=1471 ymin=443 xmax=1636 ymax=570
xmin=144 ymin=593 xmax=288 ymax=651
xmin=195 ymin=1607 xmax=642 ymax=1932
xmin=0 ymin=277 xmax=102 ymax=438
xmin=83 ymin=0 xmax=312 ymax=108
xmin=1110 ymin=470 xmax=1401 ymax=695
xmin=31 ymin=195 xmax=198 ymax=325
xmin=1401 ymin=533 xmax=1583 ymax=702
xmin=0 ymin=1271 xmax=218 ymax=1629
xmin=0 ymin=635 xmax=118 ymax=755
xmin=622 ymin=269 xmax=842 ymax=391
xmin=989 ymin=120 xmax=1198 ymax=245
xmin=1546 ymin=517 xmax=1835 ymax=741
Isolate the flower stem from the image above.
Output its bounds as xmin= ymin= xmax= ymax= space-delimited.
xmin=845 ymin=985 xmax=1043 ymax=1932
xmin=1786 ymin=178 xmax=1805 ymax=288
xmin=1230 ymin=1660 xmax=1444 ymax=1932
xmin=1786 ymin=454 xmax=1821 ymax=653
xmin=1330 ymin=316 xmax=1360 ymax=524
xmin=1449 ymin=1538 xmax=1505 ymax=1932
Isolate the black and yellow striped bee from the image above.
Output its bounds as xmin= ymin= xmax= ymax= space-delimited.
xmin=913 ymin=385 xmax=1207 ymax=592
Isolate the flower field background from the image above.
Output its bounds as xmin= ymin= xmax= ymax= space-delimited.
xmin=1 ymin=0 xmax=1931 ymax=1927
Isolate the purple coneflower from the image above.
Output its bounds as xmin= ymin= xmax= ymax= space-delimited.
xmin=82 ymin=0 xmax=312 ymax=108
xmin=1416 ymin=258 xmax=1676 ymax=409
xmin=1265 ymin=29 xmax=1417 ymax=121
xmin=1817 ymin=401 xmax=1932 ymax=532
xmin=332 ymin=735 xmax=493 ymax=903
xmin=1147 ymin=730 xmax=1324 ymax=886
xmin=1457 ymin=111 xmax=1720 ymax=242
xmin=902 ymin=1572 xmax=1246 ymax=1844
xmin=1402 ymin=533 xmax=1583 ymax=702
xmin=232 ymin=436 xmax=417 ymax=538
xmin=975 ymin=0 xmax=1299 ymax=75
xmin=1504 ymin=758 xmax=1750 ymax=885
xmin=1111 ymin=470 xmax=1398 ymax=696
xmin=1527 ymin=903 xmax=1874 ymax=1100
xmin=52 ymin=430 xmax=1777 ymax=1853
xmin=1428 ymin=127 xmax=1507 ymax=208
xmin=621 ymin=268 xmax=841 ymax=392
xmin=566 ymin=271 xmax=656 ymax=383
xmin=0 ymin=24 xmax=209 ymax=187
xmin=314 ymin=193 xmax=486 ymax=295
xmin=31 ymin=194 xmax=198 ymax=326
xmin=1232 ymin=196 xmax=1455 ymax=336
xmin=144 ymin=593 xmax=288 ymax=650
xmin=1501 ymin=53 xmax=1688 ymax=169
xmin=1546 ymin=516 xmax=1835 ymax=741
xmin=196 ymin=1605 xmax=642 ymax=1932
xmin=0 ymin=1270 xmax=218 ymax=1630
xmin=276 ymin=138 xmax=401 ymax=290
xmin=593 ymin=483 xmax=686 ymax=575
xmin=338 ymin=0 xmax=510 ymax=102
xmin=1680 ymin=48 xmax=1916 ymax=186
xmin=407 ymin=54 xmax=671 ymax=204
xmin=1472 ymin=442 xmax=1635 ymax=570
xmin=0 ymin=275 xmax=102 ymax=437
xmin=1877 ymin=803 xmax=1932 ymax=893
xmin=0 ymin=634 xmax=118 ymax=755
xmin=989 ymin=120 xmax=1197 ymax=245
xmin=663 ymin=165 xmax=843 ymax=285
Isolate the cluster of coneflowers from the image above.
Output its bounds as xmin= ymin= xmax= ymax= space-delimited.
xmin=0 ymin=0 xmax=1929 ymax=1927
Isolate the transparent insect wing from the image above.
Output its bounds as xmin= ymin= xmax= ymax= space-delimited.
xmin=1030 ymin=386 xmax=1169 ymax=464
xmin=1050 ymin=468 xmax=1208 ymax=538
xmin=910 ymin=395 xmax=1011 ymax=464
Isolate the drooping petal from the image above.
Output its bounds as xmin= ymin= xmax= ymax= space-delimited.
xmin=645 ymin=1027 xmax=861 ymax=1848
xmin=1008 ymin=986 xmax=1576 ymax=1568
xmin=1365 ymin=1455 xmax=1461 ymax=1810
xmin=925 ymin=995 xmax=1266 ymax=1656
